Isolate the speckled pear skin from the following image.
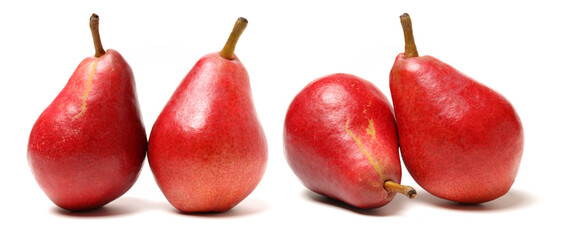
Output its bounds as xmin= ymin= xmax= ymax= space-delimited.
xmin=27 ymin=49 xmax=147 ymax=211
xmin=389 ymin=53 xmax=524 ymax=204
xmin=284 ymin=73 xmax=401 ymax=209
xmin=148 ymin=53 xmax=268 ymax=213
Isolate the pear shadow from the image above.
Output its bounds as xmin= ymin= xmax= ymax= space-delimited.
xmin=51 ymin=205 xmax=131 ymax=218
xmin=415 ymin=189 xmax=537 ymax=212
xmin=174 ymin=198 xmax=270 ymax=218
xmin=51 ymin=197 xmax=170 ymax=218
xmin=302 ymin=189 xmax=410 ymax=216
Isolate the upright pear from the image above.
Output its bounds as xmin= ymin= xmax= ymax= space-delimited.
xmin=27 ymin=14 xmax=147 ymax=211
xmin=148 ymin=18 xmax=267 ymax=213
xmin=284 ymin=73 xmax=416 ymax=209
xmin=389 ymin=13 xmax=524 ymax=204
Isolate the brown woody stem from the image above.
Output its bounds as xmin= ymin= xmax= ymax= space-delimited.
xmin=90 ymin=13 xmax=106 ymax=58
xmin=400 ymin=13 xmax=418 ymax=58
xmin=219 ymin=17 xmax=248 ymax=60
xmin=384 ymin=180 xmax=417 ymax=199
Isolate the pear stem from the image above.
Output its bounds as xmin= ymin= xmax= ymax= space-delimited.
xmin=90 ymin=13 xmax=106 ymax=58
xmin=219 ymin=17 xmax=248 ymax=60
xmin=400 ymin=13 xmax=419 ymax=58
xmin=384 ymin=180 xmax=417 ymax=199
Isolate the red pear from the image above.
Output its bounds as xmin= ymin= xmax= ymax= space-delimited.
xmin=284 ymin=73 xmax=416 ymax=209
xmin=389 ymin=13 xmax=524 ymax=204
xmin=27 ymin=14 xmax=147 ymax=211
xmin=148 ymin=18 xmax=267 ymax=213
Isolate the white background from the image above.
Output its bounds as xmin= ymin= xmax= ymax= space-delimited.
xmin=1 ymin=0 xmax=565 ymax=239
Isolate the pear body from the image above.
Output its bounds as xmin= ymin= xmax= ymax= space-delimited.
xmin=389 ymin=53 xmax=523 ymax=203
xmin=27 ymin=50 xmax=147 ymax=211
xmin=284 ymin=73 xmax=401 ymax=209
xmin=148 ymin=53 xmax=267 ymax=213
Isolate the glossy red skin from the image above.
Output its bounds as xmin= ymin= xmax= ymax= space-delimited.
xmin=148 ymin=53 xmax=267 ymax=213
xmin=27 ymin=49 xmax=147 ymax=211
xmin=390 ymin=53 xmax=524 ymax=204
xmin=284 ymin=73 xmax=401 ymax=209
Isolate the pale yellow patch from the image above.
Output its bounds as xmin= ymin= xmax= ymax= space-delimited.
xmin=366 ymin=118 xmax=376 ymax=139
xmin=345 ymin=117 xmax=382 ymax=175
xmin=73 ymin=59 xmax=99 ymax=119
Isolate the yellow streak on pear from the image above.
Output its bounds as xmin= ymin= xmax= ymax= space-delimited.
xmin=366 ymin=118 xmax=376 ymax=139
xmin=73 ymin=58 xmax=99 ymax=119
xmin=345 ymin=117 xmax=383 ymax=176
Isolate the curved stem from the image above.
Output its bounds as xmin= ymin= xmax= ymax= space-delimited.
xmin=400 ymin=13 xmax=419 ymax=58
xmin=219 ymin=17 xmax=248 ymax=60
xmin=384 ymin=180 xmax=417 ymax=199
xmin=90 ymin=13 xmax=106 ymax=58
